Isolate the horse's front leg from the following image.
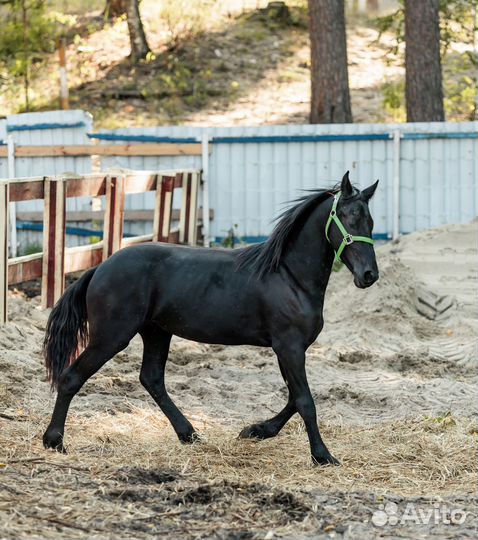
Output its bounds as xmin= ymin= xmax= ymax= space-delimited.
xmin=272 ymin=338 xmax=339 ymax=466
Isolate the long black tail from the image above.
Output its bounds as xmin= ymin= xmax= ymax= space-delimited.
xmin=43 ymin=267 xmax=97 ymax=389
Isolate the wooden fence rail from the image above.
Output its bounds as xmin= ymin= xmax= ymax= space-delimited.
xmin=0 ymin=143 xmax=204 ymax=157
xmin=1 ymin=170 xmax=202 ymax=323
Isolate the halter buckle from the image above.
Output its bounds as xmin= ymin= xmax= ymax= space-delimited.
xmin=344 ymin=234 xmax=353 ymax=245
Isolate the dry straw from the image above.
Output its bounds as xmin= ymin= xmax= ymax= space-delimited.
xmin=1 ymin=405 xmax=476 ymax=539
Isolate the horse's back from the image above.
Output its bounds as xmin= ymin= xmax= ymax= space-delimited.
xmin=84 ymin=242 xmax=270 ymax=344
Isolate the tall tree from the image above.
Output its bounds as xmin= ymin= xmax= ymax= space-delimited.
xmin=405 ymin=0 xmax=444 ymax=121
xmin=125 ymin=0 xmax=150 ymax=63
xmin=308 ymin=0 xmax=352 ymax=123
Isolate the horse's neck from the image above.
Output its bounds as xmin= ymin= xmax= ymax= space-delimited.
xmin=281 ymin=198 xmax=335 ymax=296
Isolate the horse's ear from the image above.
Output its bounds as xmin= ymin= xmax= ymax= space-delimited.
xmin=340 ymin=171 xmax=353 ymax=197
xmin=362 ymin=180 xmax=379 ymax=202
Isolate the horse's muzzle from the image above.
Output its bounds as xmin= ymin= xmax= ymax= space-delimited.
xmin=354 ymin=269 xmax=379 ymax=289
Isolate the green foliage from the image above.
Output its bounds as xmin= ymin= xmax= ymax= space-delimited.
xmin=22 ymin=242 xmax=42 ymax=256
xmin=439 ymin=0 xmax=477 ymax=53
xmin=375 ymin=0 xmax=477 ymax=121
xmin=221 ymin=225 xmax=242 ymax=249
xmin=0 ymin=0 xmax=62 ymax=110
xmin=382 ymin=80 xmax=406 ymax=122
xmin=0 ymin=1 xmax=57 ymax=77
xmin=374 ymin=0 xmax=477 ymax=59
xmin=444 ymin=53 xmax=477 ymax=120
xmin=373 ymin=5 xmax=405 ymax=60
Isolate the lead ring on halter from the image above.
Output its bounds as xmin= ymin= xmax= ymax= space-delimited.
xmin=325 ymin=191 xmax=374 ymax=263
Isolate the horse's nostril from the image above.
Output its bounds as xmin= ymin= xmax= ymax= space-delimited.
xmin=364 ymin=270 xmax=375 ymax=284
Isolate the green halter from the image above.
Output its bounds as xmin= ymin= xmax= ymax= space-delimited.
xmin=325 ymin=192 xmax=374 ymax=262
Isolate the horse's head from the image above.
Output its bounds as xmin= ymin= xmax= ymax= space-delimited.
xmin=326 ymin=172 xmax=379 ymax=289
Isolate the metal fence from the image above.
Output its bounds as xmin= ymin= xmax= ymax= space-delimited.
xmin=97 ymin=122 xmax=478 ymax=242
xmin=1 ymin=111 xmax=477 ymax=250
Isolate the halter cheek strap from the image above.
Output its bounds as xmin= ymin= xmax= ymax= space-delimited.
xmin=325 ymin=192 xmax=374 ymax=262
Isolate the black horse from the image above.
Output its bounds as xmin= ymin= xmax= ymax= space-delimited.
xmin=43 ymin=172 xmax=379 ymax=465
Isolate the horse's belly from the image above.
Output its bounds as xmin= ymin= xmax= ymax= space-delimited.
xmin=152 ymin=291 xmax=270 ymax=346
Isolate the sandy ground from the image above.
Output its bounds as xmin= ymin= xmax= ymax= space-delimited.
xmin=0 ymin=222 xmax=477 ymax=539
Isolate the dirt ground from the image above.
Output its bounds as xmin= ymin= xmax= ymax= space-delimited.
xmin=1 ymin=222 xmax=477 ymax=539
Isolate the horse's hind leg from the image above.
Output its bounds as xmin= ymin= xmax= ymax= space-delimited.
xmin=239 ymin=361 xmax=296 ymax=440
xmin=43 ymin=339 xmax=129 ymax=452
xmin=239 ymin=399 xmax=295 ymax=440
xmin=139 ymin=324 xmax=198 ymax=444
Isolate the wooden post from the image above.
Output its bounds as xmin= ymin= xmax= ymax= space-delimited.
xmin=0 ymin=181 xmax=9 ymax=323
xmin=179 ymin=172 xmax=199 ymax=245
xmin=58 ymin=37 xmax=69 ymax=110
xmin=153 ymin=174 xmax=174 ymax=242
xmin=103 ymin=175 xmax=125 ymax=260
xmin=41 ymin=177 xmax=66 ymax=309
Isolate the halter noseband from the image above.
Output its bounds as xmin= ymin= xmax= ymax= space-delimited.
xmin=325 ymin=191 xmax=374 ymax=263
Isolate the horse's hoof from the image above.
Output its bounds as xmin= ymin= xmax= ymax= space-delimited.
xmin=43 ymin=430 xmax=67 ymax=453
xmin=178 ymin=431 xmax=200 ymax=444
xmin=312 ymin=453 xmax=340 ymax=466
xmin=238 ymin=423 xmax=271 ymax=440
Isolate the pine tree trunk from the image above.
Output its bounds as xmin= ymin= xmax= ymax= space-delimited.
xmin=405 ymin=0 xmax=444 ymax=122
xmin=308 ymin=0 xmax=352 ymax=123
xmin=126 ymin=0 xmax=150 ymax=63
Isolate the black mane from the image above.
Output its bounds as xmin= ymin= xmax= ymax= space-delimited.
xmin=235 ymin=186 xmax=340 ymax=278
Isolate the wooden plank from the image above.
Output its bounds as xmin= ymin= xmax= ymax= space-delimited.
xmin=41 ymin=178 xmax=66 ymax=308
xmin=16 ymin=208 xmax=214 ymax=223
xmin=12 ymin=143 xmax=203 ymax=157
xmin=64 ymin=243 xmax=103 ymax=274
xmin=153 ymin=175 xmax=174 ymax=242
xmin=124 ymin=172 xmax=157 ymax=194
xmin=7 ymin=171 xmax=201 ymax=202
xmin=8 ymin=253 xmax=43 ymax=284
xmin=188 ymin=171 xmax=199 ymax=245
xmin=179 ymin=171 xmax=199 ymax=246
xmin=121 ymin=233 xmax=154 ymax=247
xmin=168 ymin=229 xmax=180 ymax=244
xmin=179 ymin=173 xmax=188 ymax=244
xmin=65 ymin=175 xmax=106 ymax=198
xmin=9 ymin=179 xmax=45 ymax=202
xmin=103 ymin=175 xmax=125 ymax=260
xmin=0 ymin=182 xmax=8 ymax=323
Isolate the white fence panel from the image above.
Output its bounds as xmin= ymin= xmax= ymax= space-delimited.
xmin=6 ymin=110 xmax=93 ymax=251
xmin=98 ymin=126 xmax=203 ymax=212
xmin=6 ymin=112 xmax=477 ymax=253
xmin=95 ymin=120 xmax=478 ymax=242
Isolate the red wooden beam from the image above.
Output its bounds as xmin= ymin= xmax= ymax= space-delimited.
xmin=153 ymin=175 xmax=174 ymax=242
xmin=65 ymin=175 xmax=106 ymax=198
xmin=64 ymin=244 xmax=103 ymax=274
xmin=8 ymin=254 xmax=43 ymax=284
xmin=9 ymin=179 xmax=45 ymax=202
xmin=41 ymin=178 xmax=66 ymax=308
xmin=103 ymin=175 xmax=125 ymax=260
